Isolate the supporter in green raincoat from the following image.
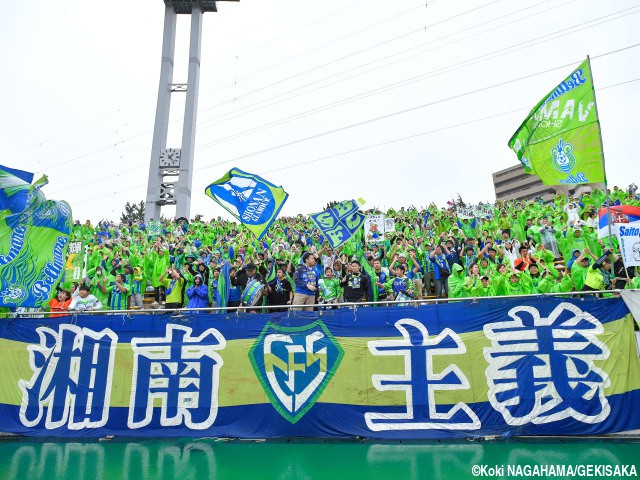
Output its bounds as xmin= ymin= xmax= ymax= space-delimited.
xmin=447 ymin=264 xmax=466 ymax=299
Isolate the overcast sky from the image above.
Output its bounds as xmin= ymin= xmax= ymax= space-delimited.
xmin=3 ymin=0 xmax=639 ymax=223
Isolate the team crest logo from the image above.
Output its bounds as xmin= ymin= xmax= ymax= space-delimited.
xmin=249 ymin=320 xmax=344 ymax=423
xmin=551 ymin=138 xmax=577 ymax=174
xmin=0 ymin=284 xmax=28 ymax=303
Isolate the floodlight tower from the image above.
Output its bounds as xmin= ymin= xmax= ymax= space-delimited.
xmin=145 ymin=0 xmax=238 ymax=223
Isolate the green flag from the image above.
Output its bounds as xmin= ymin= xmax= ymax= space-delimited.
xmin=0 ymin=166 xmax=73 ymax=308
xmin=508 ymin=58 xmax=605 ymax=185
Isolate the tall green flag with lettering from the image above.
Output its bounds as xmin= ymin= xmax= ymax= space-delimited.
xmin=508 ymin=58 xmax=605 ymax=185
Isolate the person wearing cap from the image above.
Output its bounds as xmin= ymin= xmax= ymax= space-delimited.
xmin=444 ymin=238 xmax=460 ymax=266
xmin=569 ymin=248 xmax=597 ymax=291
xmin=478 ymin=275 xmax=493 ymax=296
xmin=582 ymin=250 xmax=614 ymax=293
xmin=388 ymin=264 xmax=414 ymax=304
xmin=502 ymin=270 xmax=533 ymax=296
xmin=564 ymin=200 xmax=581 ymax=226
xmin=341 ymin=260 xmax=371 ymax=304
xmin=232 ymin=262 xmax=266 ymax=306
xmin=292 ymin=252 xmax=319 ymax=311
xmin=460 ymin=246 xmax=477 ymax=276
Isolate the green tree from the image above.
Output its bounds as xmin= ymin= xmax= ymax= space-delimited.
xmin=120 ymin=200 xmax=145 ymax=224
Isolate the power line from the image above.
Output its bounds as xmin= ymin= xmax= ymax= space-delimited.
xmin=62 ymin=70 xmax=640 ymax=210
xmin=196 ymin=0 xmax=612 ymax=149
xmin=260 ymin=77 xmax=640 ymax=175
xmin=7 ymin=0 xmax=404 ymax=162
xmin=28 ymin=0 xmax=552 ymax=171
xmin=194 ymin=43 xmax=640 ymax=172
xmin=195 ymin=0 xmax=557 ymax=127
xmin=197 ymin=0 xmax=501 ymax=112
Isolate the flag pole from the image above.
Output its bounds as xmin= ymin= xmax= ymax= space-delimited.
xmin=587 ymin=55 xmax=614 ymax=249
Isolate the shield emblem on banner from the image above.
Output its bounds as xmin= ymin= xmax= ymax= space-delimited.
xmin=249 ymin=320 xmax=344 ymax=423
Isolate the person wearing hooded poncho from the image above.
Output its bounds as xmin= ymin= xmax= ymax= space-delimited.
xmin=501 ymin=271 xmax=533 ymax=296
xmin=490 ymin=263 xmax=511 ymax=296
xmin=129 ymin=266 xmax=145 ymax=308
xmin=85 ymin=266 xmax=109 ymax=310
xmin=537 ymin=266 xmax=574 ymax=294
xmin=463 ymin=264 xmax=484 ymax=297
xmin=150 ymin=247 xmax=170 ymax=303
xmin=538 ymin=217 xmax=559 ymax=258
xmin=186 ymin=274 xmax=208 ymax=314
xmin=447 ymin=264 xmax=466 ymax=299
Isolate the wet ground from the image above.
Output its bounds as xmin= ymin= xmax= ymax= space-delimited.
xmin=1 ymin=437 xmax=639 ymax=480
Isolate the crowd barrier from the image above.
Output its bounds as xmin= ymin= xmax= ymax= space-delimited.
xmin=1 ymin=292 xmax=639 ymax=439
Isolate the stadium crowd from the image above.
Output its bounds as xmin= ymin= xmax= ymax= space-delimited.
xmin=47 ymin=185 xmax=640 ymax=314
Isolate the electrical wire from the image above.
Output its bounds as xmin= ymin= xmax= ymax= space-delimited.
xmin=194 ymin=43 xmax=640 ymax=172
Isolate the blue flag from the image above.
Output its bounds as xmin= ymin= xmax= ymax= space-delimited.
xmin=309 ymin=200 xmax=365 ymax=248
xmin=205 ymin=168 xmax=289 ymax=240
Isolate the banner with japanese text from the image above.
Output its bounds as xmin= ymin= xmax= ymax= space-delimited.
xmin=1 ymin=296 xmax=639 ymax=438
xmin=60 ymin=241 xmax=85 ymax=285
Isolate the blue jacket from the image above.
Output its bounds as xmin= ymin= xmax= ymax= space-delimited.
xmin=186 ymin=283 xmax=209 ymax=312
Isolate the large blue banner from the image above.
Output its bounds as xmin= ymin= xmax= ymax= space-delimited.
xmin=1 ymin=297 xmax=639 ymax=438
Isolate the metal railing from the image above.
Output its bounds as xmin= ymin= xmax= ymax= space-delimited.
xmin=9 ymin=289 xmax=636 ymax=318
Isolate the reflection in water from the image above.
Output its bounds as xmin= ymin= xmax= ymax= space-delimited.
xmin=1 ymin=439 xmax=638 ymax=480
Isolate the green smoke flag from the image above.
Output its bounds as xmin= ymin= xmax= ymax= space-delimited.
xmin=205 ymin=168 xmax=289 ymax=240
xmin=0 ymin=165 xmax=73 ymax=308
xmin=508 ymin=58 xmax=605 ymax=185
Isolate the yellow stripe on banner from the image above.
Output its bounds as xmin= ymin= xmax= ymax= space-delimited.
xmin=0 ymin=315 xmax=638 ymax=408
